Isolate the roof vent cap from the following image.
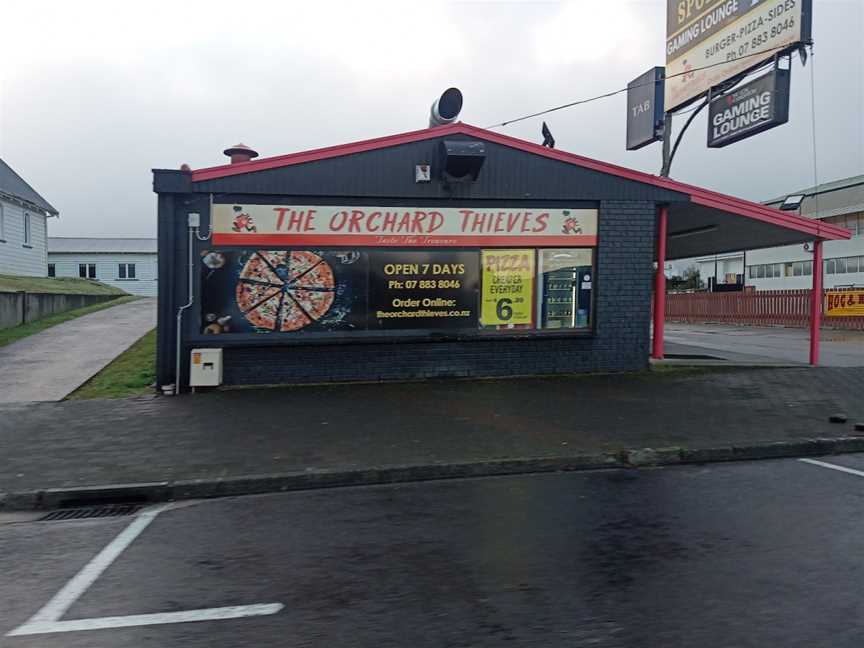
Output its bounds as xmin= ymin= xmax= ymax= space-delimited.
xmin=223 ymin=143 xmax=259 ymax=164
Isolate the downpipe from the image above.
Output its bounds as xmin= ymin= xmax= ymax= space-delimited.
xmin=174 ymin=207 xmax=211 ymax=396
xmin=174 ymin=225 xmax=195 ymax=396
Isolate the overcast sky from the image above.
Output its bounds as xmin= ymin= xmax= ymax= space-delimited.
xmin=0 ymin=0 xmax=861 ymax=238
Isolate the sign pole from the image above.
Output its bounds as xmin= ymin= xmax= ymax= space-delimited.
xmin=809 ymin=239 xmax=823 ymax=365
xmin=660 ymin=113 xmax=672 ymax=177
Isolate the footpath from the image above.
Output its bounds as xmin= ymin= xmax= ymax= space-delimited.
xmin=1 ymin=366 xmax=863 ymax=510
xmin=0 ymin=297 xmax=156 ymax=403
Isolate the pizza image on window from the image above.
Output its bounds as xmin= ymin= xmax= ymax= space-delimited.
xmin=235 ymin=251 xmax=336 ymax=332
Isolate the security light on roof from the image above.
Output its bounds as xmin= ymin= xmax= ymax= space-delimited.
xmin=780 ymin=194 xmax=806 ymax=211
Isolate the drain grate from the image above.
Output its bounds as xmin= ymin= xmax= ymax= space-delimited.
xmin=38 ymin=504 xmax=142 ymax=522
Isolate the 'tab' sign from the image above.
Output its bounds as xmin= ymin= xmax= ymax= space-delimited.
xmin=707 ymin=66 xmax=790 ymax=148
xmin=626 ymin=67 xmax=665 ymax=151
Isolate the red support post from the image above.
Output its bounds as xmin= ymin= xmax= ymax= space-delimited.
xmin=809 ymin=239 xmax=823 ymax=365
xmin=652 ymin=206 xmax=668 ymax=360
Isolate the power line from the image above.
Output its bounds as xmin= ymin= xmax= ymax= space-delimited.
xmin=485 ymin=43 xmax=797 ymax=129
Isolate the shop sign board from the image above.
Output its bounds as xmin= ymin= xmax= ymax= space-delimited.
xmin=665 ymin=0 xmax=811 ymax=111
xmin=480 ymin=250 xmax=535 ymax=326
xmin=707 ymin=66 xmax=790 ymax=147
xmin=368 ymin=251 xmax=479 ymax=329
xmin=825 ymin=290 xmax=864 ymax=317
xmin=626 ymin=67 xmax=666 ymax=151
xmin=212 ymin=204 xmax=597 ymax=248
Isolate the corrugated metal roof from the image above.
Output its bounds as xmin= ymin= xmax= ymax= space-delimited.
xmin=763 ymin=174 xmax=864 ymax=203
xmin=187 ymin=122 xmax=849 ymax=243
xmin=763 ymin=174 xmax=864 ymax=220
xmin=48 ymin=237 xmax=157 ymax=253
xmin=0 ymin=158 xmax=59 ymax=215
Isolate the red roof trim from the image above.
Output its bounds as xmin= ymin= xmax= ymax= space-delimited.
xmin=190 ymin=122 xmax=850 ymax=241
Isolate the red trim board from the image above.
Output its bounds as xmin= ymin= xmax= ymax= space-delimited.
xmin=191 ymin=122 xmax=851 ymax=243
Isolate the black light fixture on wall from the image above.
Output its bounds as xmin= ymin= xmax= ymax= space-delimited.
xmin=440 ymin=140 xmax=486 ymax=183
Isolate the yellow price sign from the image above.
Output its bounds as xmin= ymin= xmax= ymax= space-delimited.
xmin=480 ymin=250 xmax=535 ymax=326
xmin=826 ymin=290 xmax=864 ymax=317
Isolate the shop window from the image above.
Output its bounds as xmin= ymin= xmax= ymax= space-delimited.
xmin=847 ymin=256 xmax=859 ymax=273
xmin=835 ymin=258 xmax=847 ymax=274
xmin=748 ymin=266 xmax=756 ymax=279
xmin=118 ymin=263 xmax=136 ymax=279
xmin=792 ymin=262 xmax=802 ymax=277
xmin=784 ymin=263 xmax=793 ymax=277
xmin=757 ymin=265 xmax=766 ymax=278
xmin=826 ymin=259 xmax=835 ymax=274
xmin=537 ymin=249 xmax=593 ymax=330
xmin=199 ymin=246 xmax=599 ymax=339
xmin=48 ymin=263 xmax=55 ymax=277
xmin=803 ymin=261 xmax=812 ymax=276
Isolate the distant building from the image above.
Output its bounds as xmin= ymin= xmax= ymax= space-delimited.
xmin=47 ymin=238 xmax=158 ymax=296
xmin=688 ymin=175 xmax=864 ymax=290
xmin=0 ymin=158 xmax=59 ymax=277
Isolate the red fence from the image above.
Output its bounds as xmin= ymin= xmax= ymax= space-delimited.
xmin=665 ymin=289 xmax=864 ymax=330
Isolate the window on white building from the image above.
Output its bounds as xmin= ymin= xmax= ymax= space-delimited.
xmin=847 ymin=257 xmax=859 ymax=273
xmin=48 ymin=263 xmax=55 ymax=277
xmin=826 ymin=259 xmax=835 ymax=274
xmin=79 ymin=263 xmax=96 ymax=279
xmin=803 ymin=261 xmax=812 ymax=276
xmin=23 ymin=212 xmax=31 ymax=245
xmin=0 ymin=203 xmax=5 ymax=240
xmin=118 ymin=263 xmax=136 ymax=279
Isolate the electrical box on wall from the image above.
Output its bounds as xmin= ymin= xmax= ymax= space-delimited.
xmin=189 ymin=348 xmax=223 ymax=387
xmin=415 ymin=164 xmax=431 ymax=183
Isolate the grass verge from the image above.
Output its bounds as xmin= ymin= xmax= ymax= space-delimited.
xmin=0 ymin=274 xmax=126 ymax=295
xmin=0 ymin=295 xmax=139 ymax=348
xmin=67 ymin=328 xmax=157 ymax=400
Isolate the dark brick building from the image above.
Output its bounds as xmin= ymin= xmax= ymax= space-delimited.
xmin=153 ymin=123 xmax=847 ymax=390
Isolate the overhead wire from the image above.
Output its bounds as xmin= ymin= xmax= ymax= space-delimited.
xmin=808 ymin=44 xmax=820 ymax=218
xmin=485 ymin=43 xmax=798 ymax=129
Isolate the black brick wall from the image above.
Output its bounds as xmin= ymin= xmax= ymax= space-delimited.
xmin=220 ymin=200 xmax=656 ymax=385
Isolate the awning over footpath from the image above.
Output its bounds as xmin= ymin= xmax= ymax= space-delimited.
xmin=190 ymin=122 xmax=851 ymax=257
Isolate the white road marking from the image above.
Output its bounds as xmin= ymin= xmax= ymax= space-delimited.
xmin=799 ymin=458 xmax=864 ymax=478
xmin=23 ymin=504 xmax=171 ymax=625
xmin=7 ymin=604 xmax=285 ymax=636
xmin=7 ymin=503 xmax=284 ymax=637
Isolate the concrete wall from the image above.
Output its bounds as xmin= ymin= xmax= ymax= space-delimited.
xmin=681 ymin=231 xmax=864 ymax=291
xmin=0 ymin=292 xmax=120 ymax=330
xmin=747 ymin=237 xmax=864 ymax=290
xmin=0 ymin=197 xmax=49 ymax=277
xmin=48 ymin=252 xmax=158 ymax=296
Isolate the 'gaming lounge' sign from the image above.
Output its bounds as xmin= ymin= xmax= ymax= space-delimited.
xmin=707 ymin=67 xmax=791 ymax=149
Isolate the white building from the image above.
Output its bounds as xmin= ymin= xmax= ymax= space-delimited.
xmin=47 ymin=238 xmax=158 ymax=296
xmin=0 ymin=158 xmax=59 ymax=276
xmin=687 ymin=175 xmax=864 ymax=290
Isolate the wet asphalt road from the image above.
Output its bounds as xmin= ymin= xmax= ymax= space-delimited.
xmin=664 ymin=323 xmax=864 ymax=367
xmin=3 ymin=456 xmax=864 ymax=647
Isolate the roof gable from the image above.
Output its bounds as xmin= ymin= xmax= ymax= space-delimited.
xmin=48 ymin=237 xmax=157 ymax=254
xmin=185 ymin=122 xmax=848 ymax=242
xmin=0 ymin=158 xmax=59 ymax=215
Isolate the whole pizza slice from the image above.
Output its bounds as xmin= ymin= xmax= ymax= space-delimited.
xmin=236 ymin=250 xmax=337 ymax=332
xmin=239 ymin=253 xmax=283 ymax=285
